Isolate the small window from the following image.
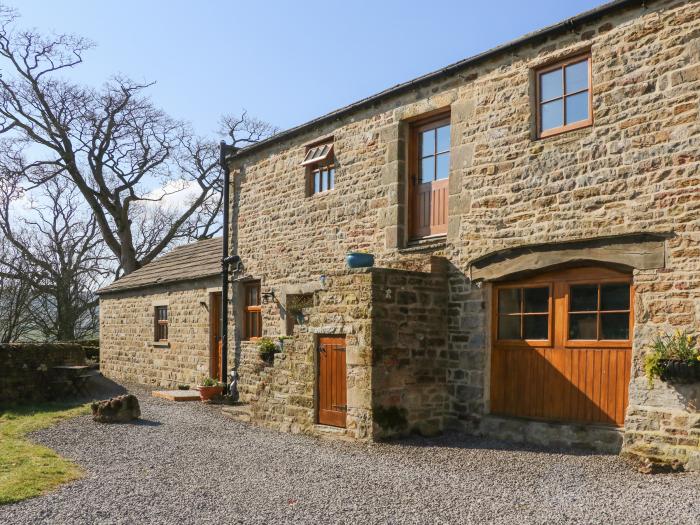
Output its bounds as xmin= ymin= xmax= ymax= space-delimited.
xmin=497 ymin=286 xmax=550 ymax=341
xmin=568 ymin=282 xmax=630 ymax=341
xmin=536 ymin=54 xmax=592 ymax=138
xmin=285 ymin=293 xmax=313 ymax=335
xmin=304 ymin=142 xmax=335 ymax=195
xmin=244 ymin=281 xmax=262 ymax=340
xmin=154 ymin=306 xmax=168 ymax=341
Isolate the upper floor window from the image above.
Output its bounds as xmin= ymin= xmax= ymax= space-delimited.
xmin=154 ymin=306 xmax=168 ymax=342
xmin=536 ymin=54 xmax=592 ymax=138
xmin=303 ymin=142 xmax=335 ymax=195
xmin=409 ymin=114 xmax=451 ymax=240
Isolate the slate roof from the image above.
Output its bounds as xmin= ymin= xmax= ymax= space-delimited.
xmin=97 ymin=237 xmax=222 ymax=295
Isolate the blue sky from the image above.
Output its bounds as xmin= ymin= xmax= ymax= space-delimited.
xmin=16 ymin=0 xmax=607 ymax=138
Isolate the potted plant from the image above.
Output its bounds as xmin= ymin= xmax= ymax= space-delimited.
xmin=644 ymin=329 xmax=700 ymax=385
xmin=346 ymin=251 xmax=374 ymax=269
xmin=197 ymin=377 xmax=224 ymax=401
xmin=258 ymin=337 xmax=280 ymax=364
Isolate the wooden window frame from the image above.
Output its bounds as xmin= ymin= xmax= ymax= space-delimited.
xmin=535 ymin=52 xmax=593 ymax=139
xmin=243 ymin=281 xmax=262 ymax=341
xmin=494 ymin=283 xmax=553 ymax=348
xmin=563 ymin=277 xmax=633 ymax=349
xmin=307 ymin=159 xmax=336 ymax=196
xmin=408 ymin=112 xmax=451 ymax=240
xmin=154 ymin=306 xmax=168 ymax=342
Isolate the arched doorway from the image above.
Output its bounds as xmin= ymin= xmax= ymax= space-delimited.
xmin=490 ymin=266 xmax=633 ymax=426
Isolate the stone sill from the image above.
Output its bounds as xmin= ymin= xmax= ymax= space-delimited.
xmin=151 ymin=341 xmax=170 ymax=348
xmin=400 ymin=236 xmax=447 ymax=254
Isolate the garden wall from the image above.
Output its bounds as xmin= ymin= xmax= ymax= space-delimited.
xmin=0 ymin=343 xmax=86 ymax=404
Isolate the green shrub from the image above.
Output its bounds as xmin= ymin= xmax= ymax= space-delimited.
xmin=199 ymin=377 xmax=220 ymax=387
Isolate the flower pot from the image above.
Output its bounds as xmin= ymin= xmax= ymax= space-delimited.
xmin=197 ymin=385 xmax=223 ymax=401
xmin=659 ymin=359 xmax=700 ymax=383
xmin=346 ymin=252 xmax=374 ymax=269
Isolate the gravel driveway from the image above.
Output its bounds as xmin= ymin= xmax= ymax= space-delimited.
xmin=2 ymin=385 xmax=698 ymax=525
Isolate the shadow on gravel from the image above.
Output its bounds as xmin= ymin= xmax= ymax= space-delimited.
xmin=132 ymin=419 xmax=161 ymax=427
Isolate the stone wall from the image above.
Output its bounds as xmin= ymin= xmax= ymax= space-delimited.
xmin=99 ymin=277 xmax=226 ymax=388
xmin=0 ymin=343 xmax=86 ymax=404
xmin=227 ymin=0 xmax=700 ymax=462
xmin=239 ymin=266 xmax=450 ymax=441
xmin=371 ymin=265 xmax=449 ymax=438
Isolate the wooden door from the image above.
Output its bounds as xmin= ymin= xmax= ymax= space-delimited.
xmin=317 ymin=336 xmax=347 ymax=428
xmin=410 ymin=116 xmax=450 ymax=239
xmin=210 ymin=292 xmax=223 ymax=381
xmin=490 ymin=267 xmax=633 ymax=427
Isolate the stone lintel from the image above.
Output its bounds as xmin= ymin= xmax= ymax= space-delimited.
xmin=469 ymin=233 xmax=670 ymax=282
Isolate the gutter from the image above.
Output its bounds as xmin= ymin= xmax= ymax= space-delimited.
xmin=229 ymin=0 xmax=644 ymax=160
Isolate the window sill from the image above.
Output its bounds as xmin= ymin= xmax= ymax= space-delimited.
xmin=537 ymin=120 xmax=592 ymax=139
xmin=401 ymin=236 xmax=447 ymax=253
xmin=152 ymin=341 xmax=170 ymax=348
xmin=307 ymin=189 xmax=335 ymax=198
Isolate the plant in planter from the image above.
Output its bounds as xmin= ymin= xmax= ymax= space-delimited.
xmin=644 ymin=329 xmax=700 ymax=385
xmin=258 ymin=337 xmax=280 ymax=364
xmin=197 ymin=377 xmax=224 ymax=401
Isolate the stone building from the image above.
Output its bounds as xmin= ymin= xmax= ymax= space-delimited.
xmin=221 ymin=0 xmax=700 ymax=469
xmin=98 ymin=238 xmax=225 ymax=387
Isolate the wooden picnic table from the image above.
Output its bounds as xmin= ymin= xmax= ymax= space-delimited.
xmin=52 ymin=365 xmax=98 ymax=395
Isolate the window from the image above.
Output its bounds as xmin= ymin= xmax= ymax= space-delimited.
xmin=536 ymin=54 xmax=592 ymax=138
xmin=497 ymin=286 xmax=550 ymax=341
xmin=154 ymin=306 xmax=168 ymax=341
xmin=410 ymin=114 xmax=451 ymax=239
xmin=244 ymin=281 xmax=262 ymax=340
xmin=285 ymin=293 xmax=313 ymax=335
xmin=303 ymin=142 xmax=335 ymax=195
xmin=568 ymin=282 xmax=631 ymax=341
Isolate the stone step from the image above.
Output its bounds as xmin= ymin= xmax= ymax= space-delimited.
xmin=222 ymin=403 xmax=252 ymax=423
xmin=313 ymin=424 xmax=354 ymax=442
xmin=479 ymin=414 xmax=623 ymax=454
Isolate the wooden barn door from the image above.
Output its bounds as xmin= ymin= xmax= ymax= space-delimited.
xmin=410 ymin=115 xmax=450 ymax=239
xmin=490 ymin=267 xmax=633 ymax=427
xmin=210 ymin=292 xmax=223 ymax=381
xmin=317 ymin=336 xmax=347 ymax=428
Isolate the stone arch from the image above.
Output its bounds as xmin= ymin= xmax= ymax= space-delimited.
xmin=468 ymin=233 xmax=668 ymax=282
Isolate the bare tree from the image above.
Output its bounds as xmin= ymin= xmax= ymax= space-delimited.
xmin=0 ymin=6 xmax=277 ymax=276
xmin=0 ymin=241 xmax=34 ymax=342
xmin=0 ymin=176 xmax=110 ymax=340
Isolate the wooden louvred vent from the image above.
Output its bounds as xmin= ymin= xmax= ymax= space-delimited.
xmin=301 ymin=143 xmax=333 ymax=166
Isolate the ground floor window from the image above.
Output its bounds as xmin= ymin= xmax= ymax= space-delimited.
xmin=154 ymin=306 xmax=168 ymax=341
xmin=244 ymin=281 xmax=262 ymax=340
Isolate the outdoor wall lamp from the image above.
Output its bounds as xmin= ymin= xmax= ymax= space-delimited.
xmin=261 ymin=289 xmax=276 ymax=304
xmin=319 ymin=275 xmax=327 ymax=288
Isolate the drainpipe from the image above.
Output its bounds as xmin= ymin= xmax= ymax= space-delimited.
xmin=220 ymin=141 xmax=239 ymax=393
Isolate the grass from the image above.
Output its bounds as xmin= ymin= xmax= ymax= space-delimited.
xmin=0 ymin=401 xmax=90 ymax=505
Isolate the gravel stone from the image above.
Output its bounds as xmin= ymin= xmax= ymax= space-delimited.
xmin=2 ymin=385 xmax=698 ymax=524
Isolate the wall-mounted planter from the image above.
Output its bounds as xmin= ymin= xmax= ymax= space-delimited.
xmin=659 ymin=360 xmax=700 ymax=383
xmin=346 ymin=252 xmax=374 ymax=269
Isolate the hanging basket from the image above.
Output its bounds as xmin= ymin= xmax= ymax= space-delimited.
xmin=659 ymin=360 xmax=700 ymax=383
